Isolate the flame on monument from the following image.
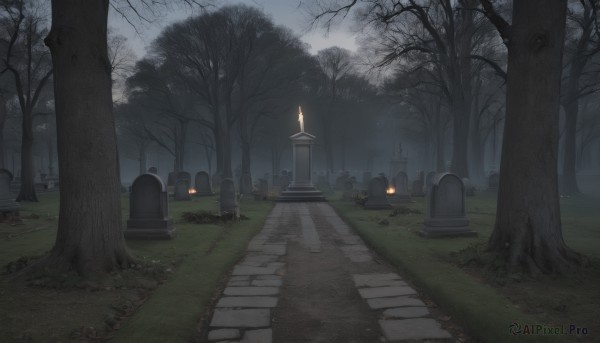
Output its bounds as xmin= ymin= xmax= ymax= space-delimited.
xmin=188 ymin=188 xmax=197 ymax=195
xmin=386 ymin=186 xmax=396 ymax=195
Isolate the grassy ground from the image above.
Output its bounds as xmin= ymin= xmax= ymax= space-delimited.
xmin=330 ymin=191 xmax=600 ymax=343
xmin=0 ymin=191 xmax=273 ymax=342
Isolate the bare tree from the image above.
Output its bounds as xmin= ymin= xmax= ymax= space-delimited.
xmin=559 ymin=0 xmax=600 ymax=195
xmin=36 ymin=0 xmax=210 ymax=277
xmin=0 ymin=0 xmax=53 ymax=202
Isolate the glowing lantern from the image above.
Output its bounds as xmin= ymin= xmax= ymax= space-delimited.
xmin=188 ymin=188 xmax=197 ymax=195
xmin=386 ymin=186 xmax=396 ymax=195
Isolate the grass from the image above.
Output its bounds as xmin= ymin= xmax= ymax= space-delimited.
xmin=0 ymin=191 xmax=273 ymax=342
xmin=329 ymin=192 xmax=600 ymax=343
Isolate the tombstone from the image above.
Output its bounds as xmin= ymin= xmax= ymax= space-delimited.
xmin=194 ymin=171 xmax=213 ymax=196
xmin=420 ymin=173 xmax=476 ymax=238
xmin=174 ymin=179 xmax=191 ymax=201
xmin=462 ymin=177 xmax=475 ymax=196
xmin=362 ymin=171 xmax=372 ymax=189
xmin=125 ymin=173 xmax=176 ymax=239
xmin=0 ymin=169 xmax=20 ymax=212
xmin=342 ymin=180 xmax=357 ymax=201
xmin=177 ymin=171 xmax=191 ymax=183
xmin=167 ymin=172 xmax=176 ymax=187
xmin=147 ymin=167 xmax=158 ymax=174
xmin=425 ymin=171 xmax=436 ymax=194
xmin=488 ymin=173 xmax=499 ymax=192
xmin=363 ymin=177 xmax=392 ymax=209
xmin=392 ymin=171 xmax=412 ymax=203
xmin=219 ymin=178 xmax=238 ymax=217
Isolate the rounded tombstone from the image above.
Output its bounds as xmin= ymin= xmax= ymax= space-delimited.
xmin=177 ymin=171 xmax=191 ymax=183
xmin=129 ymin=173 xmax=167 ymax=220
xmin=194 ymin=171 xmax=212 ymax=196
xmin=432 ymin=173 xmax=465 ymax=217
xmin=174 ymin=179 xmax=191 ymax=201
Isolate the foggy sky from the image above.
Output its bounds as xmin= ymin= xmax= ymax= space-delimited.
xmin=109 ymin=0 xmax=359 ymax=59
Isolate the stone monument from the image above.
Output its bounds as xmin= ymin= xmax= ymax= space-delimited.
xmin=364 ymin=177 xmax=392 ymax=209
xmin=389 ymin=142 xmax=408 ymax=179
xmin=391 ymin=171 xmax=412 ymax=203
xmin=174 ymin=179 xmax=191 ymax=201
xmin=125 ymin=173 xmax=175 ymax=239
xmin=420 ymin=173 xmax=476 ymax=238
xmin=195 ymin=171 xmax=213 ymax=196
xmin=278 ymin=106 xmax=326 ymax=202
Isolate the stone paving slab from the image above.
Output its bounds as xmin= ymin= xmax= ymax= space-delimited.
xmin=240 ymin=328 xmax=272 ymax=343
xmin=379 ymin=318 xmax=452 ymax=341
xmin=216 ymin=296 xmax=278 ymax=308
xmin=353 ymin=273 xmax=402 ymax=286
xmin=208 ymin=328 xmax=240 ymax=341
xmin=228 ymin=280 xmax=251 ymax=287
xmin=344 ymin=252 xmax=372 ymax=262
xmin=210 ymin=309 xmax=271 ymax=328
xmin=255 ymin=275 xmax=281 ymax=280
xmin=223 ymin=287 xmax=279 ymax=296
xmin=367 ymin=296 xmax=426 ymax=309
xmin=232 ymin=265 xmax=279 ymax=276
xmin=262 ymin=244 xmax=286 ymax=255
xmin=383 ymin=306 xmax=430 ymax=318
xmin=358 ymin=286 xmax=417 ymax=299
xmin=251 ymin=279 xmax=282 ymax=287
xmin=229 ymin=276 xmax=250 ymax=282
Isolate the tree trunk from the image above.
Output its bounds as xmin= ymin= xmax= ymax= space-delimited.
xmin=561 ymin=101 xmax=580 ymax=195
xmin=42 ymin=0 xmax=133 ymax=277
xmin=450 ymin=110 xmax=470 ymax=177
xmin=488 ymin=0 xmax=581 ymax=275
xmin=470 ymin=117 xmax=485 ymax=183
xmin=17 ymin=107 xmax=38 ymax=202
xmin=435 ymin=116 xmax=445 ymax=172
xmin=0 ymin=92 xmax=7 ymax=169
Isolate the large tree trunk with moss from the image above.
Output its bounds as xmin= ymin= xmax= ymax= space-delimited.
xmin=488 ymin=0 xmax=581 ymax=274
xmin=43 ymin=0 xmax=133 ymax=277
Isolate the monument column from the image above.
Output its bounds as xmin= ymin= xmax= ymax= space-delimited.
xmin=277 ymin=106 xmax=326 ymax=202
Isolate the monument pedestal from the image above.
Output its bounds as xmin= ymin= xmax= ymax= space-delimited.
xmin=278 ymin=132 xmax=326 ymax=202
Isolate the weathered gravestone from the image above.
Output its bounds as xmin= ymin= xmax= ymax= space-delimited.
xmin=462 ymin=177 xmax=475 ymax=196
xmin=411 ymin=171 xmax=426 ymax=197
xmin=342 ymin=180 xmax=357 ymax=200
xmin=174 ymin=179 xmax=191 ymax=201
xmin=364 ymin=177 xmax=392 ymax=209
xmin=488 ymin=172 xmax=499 ymax=192
xmin=219 ymin=178 xmax=238 ymax=217
xmin=392 ymin=171 xmax=412 ymax=203
xmin=147 ymin=167 xmax=157 ymax=174
xmin=194 ymin=171 xmax=213 ymax=196
xmin=125 ymin=174 xmax=176 ymax=239
xmin=0 ymin=169 xmax=19 ymax=213
xmin=177 ymin=171 xmax=191 ymax=183
xmin=420 ymin=173 xmax=476 ymax=238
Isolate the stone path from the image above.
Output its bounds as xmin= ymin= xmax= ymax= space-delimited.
xmin=205 ymin=202 xmax=453 ymax=342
